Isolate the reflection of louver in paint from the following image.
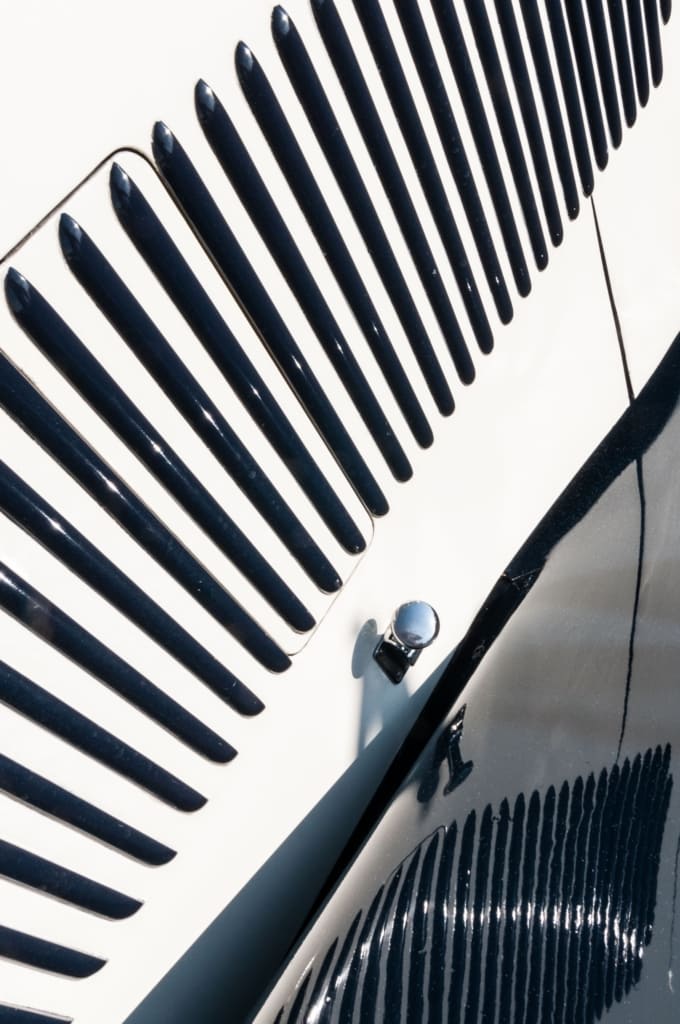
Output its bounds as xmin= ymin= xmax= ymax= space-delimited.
xmin=271 ymin=746 xmax=673 ymax=1024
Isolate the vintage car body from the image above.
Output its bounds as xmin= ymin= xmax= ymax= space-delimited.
xmin=0 ymin=1 xmax=678 ymax=1022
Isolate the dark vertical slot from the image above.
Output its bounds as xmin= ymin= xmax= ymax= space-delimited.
xmin=352 ymin=0 xmax=514 ymax=324
xmin=493 ymin=0 xmax=564 ymax=245
xmin=553 ymin=777 xmax=584 ymax=1024
xmin=108 ymin=163 xmax=366 ymax=570
xmin=283 ymin=971 xmax=310 ymax=1024
xmin=545 ymin=0 xmax=596 ymax=194
xmin=0 ymin=753 xmax=175 ymax=866
xmin=644 ymin=0 xmax=664 ymax=84
xmin=0 ymin=345 xmax=289 ymax=673
xmin=607 ymin=0 xmax=638 ymax=125
xmin=564 ymin=773 xmax=596 ymax=1024
xmin=0 ymin=457 xmax=261 ymax=716
xmin=630 ymin=749 xmax=664 ymax=985
xmin=407 ymin=834 xmax=439 ymax=1020
xmin=396 ymin=0 xmax=531 ymax=298
xmin=339 ymin=889 xmax=383 ymax=1022
xmin=312 ymin=0 xmax=493 ymax=363
xmin=587 ymin=761 xmax=623 ymax=1021
xmin=195 ymin=82 xmax=435 ymax=442
xmin=498 ymin=792 xmax=526 ymax=1024
xmin=464 ymin=805 xmax=493 ymax=1023
xmin=513 ymin=790 xmax=540 ymax=1023
xmin=661 ymin=0 xmax=672 ymax=23
xmin=579 ymin=764 xmax=614 ymax=1021
xmin=541 ymin=780 xmax=570 ymax=1021
xmin=519 ymin=0 xmax=581 ymax=216
xmin=361 ymin=868 xmax=403 ymax=1019
xmin=448 ymin=811 xmax=476 ymax=1020
xmin=565 ymin=0 xmax=610 ymax=168
xmin=585 ymin=0 xmax=624 ymax=144
xmin=428 ymin=823 xmax=457 ymax=1023
xmin=0 ymin=926 xmax=104 ymax=978
xmin=0 ymin=839 xmax=141 ymax=920
xmin=0 ymin=563 xmax=232 ymax=763
xmin=481 ymin=799 xmax=510 ymax=1022
xmin=385 ymin=851 xmax=420 ymax=1019
xmin=614 ymin=752 xmax=650 ymax=1004
xmin=460 ymin=0 xmax=550 ymax=267
xmin=639 ymin=745 xmax=673 ymax=952
xmin=604 ymin=755 xmax=641 ymax=1009
xmin=148 ymin=121 xmax=388 ymax=520
xmin=296 ymin=939 xmax=338 ymax=1024
xmin=525 ymin=786 xmax=555 ymax=1024
xmin=626 ymin=0 xmax=651 ymax=104
xmin=236 ymin=50 xmax=455 ymax=420
xmin=0 ymin=660 xmax=206 ymax=811
xmin=270 ymin=8 xmax=477 ymax=389
xmin=317 ymin=913 xmax=361 ymax=1024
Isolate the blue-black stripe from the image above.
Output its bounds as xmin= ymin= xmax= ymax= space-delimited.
xmin=0 ymin=752 xmax=174 ymax=866
xmin=0 ymin=925 xmax=104 ymax=978
xmin=0 ymin=659 xmax=205 ymax=812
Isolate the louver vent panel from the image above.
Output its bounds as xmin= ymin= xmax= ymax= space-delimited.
xmin=0 ymin=0 xmax=672 ymax=1020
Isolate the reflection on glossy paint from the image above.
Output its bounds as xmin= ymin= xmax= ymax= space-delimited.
xmin=275 ymin=747 xmax=672 ymax=1022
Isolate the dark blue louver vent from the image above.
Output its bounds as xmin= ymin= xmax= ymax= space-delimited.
xmin=273 ymin=746 xmax=672 ymax=1023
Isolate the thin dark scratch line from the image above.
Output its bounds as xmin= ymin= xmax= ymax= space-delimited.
xmin=668 ymin=830 xmax=680 ymax=992
xmin=592 ymin=199 xmax=645 ymax=762
xmin=591 ymin=199 xmax=634 ymax=403
xmin=616 ymin=457 xmax=646 ymax=762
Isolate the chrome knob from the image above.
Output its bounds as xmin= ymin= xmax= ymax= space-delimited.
xmin=374 ymin=601 xmax=440 ymax=683
xmin=392 ymin=601 xmax=440 ymax=650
